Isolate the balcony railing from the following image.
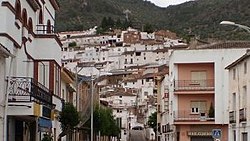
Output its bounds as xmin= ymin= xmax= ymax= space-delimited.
xmin=8 ymin=77 xmax=53 ymax=107
xmin=229 ymin=111 xmax=236 ymax=123
xmin=239 ymin=108 xmax=247 ymax=122
xmin=36 ymin=24 xmax=55 ymax=34
xmin=174 ymin=79 xmax=214 ymax=91
xmin=174 ymin=110 xmax=215 ymax=121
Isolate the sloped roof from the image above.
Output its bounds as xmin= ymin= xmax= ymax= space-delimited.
xmin=225 ymin=49 xmax=250 ymax=69
xmin=195 ymin=41 xmax=250 ymax=50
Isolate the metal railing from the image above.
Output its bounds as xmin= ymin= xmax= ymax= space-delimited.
xmin=174 ymin=79 xmax=214 ymax=90
xmin=8 ymin=77 xmax=53 ymax=107
xmin=36 ymin=24 xmax=55 ymax=34
xmin=239 ymin=108 xmax=246 ymax=122
xmin=174 ymin=110 xmax=215 ymax=121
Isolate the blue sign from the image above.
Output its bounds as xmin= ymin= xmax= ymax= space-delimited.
xmin=212 ymin=129 xmax=222 ymax=139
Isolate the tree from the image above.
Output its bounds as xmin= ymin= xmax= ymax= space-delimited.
xmin=148 ymin=112 xmax=157 ymax=132
xmin=87 ymin=105 xmax=120 ymax=140
xmin=143 ymin=23 xmax=154 ymax=33
xmin=208 ymin=103 xmax=215 ymax=118
xmin=58 ymin=102 xmax=80 ymax=139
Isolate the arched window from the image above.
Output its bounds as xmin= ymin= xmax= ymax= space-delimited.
xmin=28 ymin=18 xmax=33 ymax=33
xmin=15 ymin=0 xmax=21 ymax=20
xmin=47 ymin=20 xmax=51 ymax=33
xmin=39 ymin=9 xmax=43 ymax=24
xmin=22 ymin=9 xmax=27 ymax=27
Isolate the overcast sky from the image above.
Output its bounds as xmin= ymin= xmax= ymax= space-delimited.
xmin=148 ymin=0 xmax=192 ymax=7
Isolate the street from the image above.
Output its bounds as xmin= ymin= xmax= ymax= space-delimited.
xmin=129 ymin=130 xmax=146 ymax=141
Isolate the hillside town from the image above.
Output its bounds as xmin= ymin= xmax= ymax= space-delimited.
xmin=1 ymin=1 xmax=250 ymax=141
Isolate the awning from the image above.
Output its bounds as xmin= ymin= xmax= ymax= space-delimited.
xmin=38 ymin=117 xmax=52 ymax=132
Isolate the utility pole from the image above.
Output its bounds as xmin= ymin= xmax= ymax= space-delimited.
xmin=91 ymin=73 xmax=94 ymax=141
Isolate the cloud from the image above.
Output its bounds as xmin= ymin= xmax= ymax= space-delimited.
xmin=148 ymin=0 xmax=191 ymax=7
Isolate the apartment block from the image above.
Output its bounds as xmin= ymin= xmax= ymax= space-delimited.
xmin=226 ymin=50 xmax=250 ymax=141
xmin=167 ymin=42 xmax=250 ymax=141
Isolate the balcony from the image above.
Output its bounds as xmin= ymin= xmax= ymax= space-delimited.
xmin=36 ymin=24 xmax=55 ymax=34
xmin=229 ymin=111 xmax=236 ymax=123
xmin=8 ymin=77 xmax=53 ymax=107
xmin=174 ymin=110 xmax=215 ymax=122
xmin=174 ymin=79 xmax=214 ymax=91
xmin=239 ymin=108 xmax=246 ymax=122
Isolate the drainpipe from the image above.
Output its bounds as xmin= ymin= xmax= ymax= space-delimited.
xmin=3 ymin=52 xmax=15 ymax=141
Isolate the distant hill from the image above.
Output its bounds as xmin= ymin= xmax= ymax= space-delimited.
xmin=55 ymin=0 xmax=250 ymax=40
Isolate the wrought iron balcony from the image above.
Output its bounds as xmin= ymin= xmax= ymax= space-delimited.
xmin=8 ymin=77 xmax=53 ymax=107
xmin=174 ymin=110 xmax=215 ymax=121
xmin=174 ymin=79 xmax=214 ymax=91
xmin=229 ymin=111 xmax=236 ymax=123
xmin=36 ymin=24 xmax=55 ymax=34
xmin=239 ymin=108 xmax=247 ymax=122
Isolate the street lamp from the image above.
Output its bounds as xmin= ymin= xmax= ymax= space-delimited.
xmin=220 ymin=21 xmax=250 ymax=33
xmin=76 ymin=61 xmax=112 ymax=141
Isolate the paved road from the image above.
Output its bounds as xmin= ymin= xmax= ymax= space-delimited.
xmin=129 ymin=130 xmax=146 ymax=141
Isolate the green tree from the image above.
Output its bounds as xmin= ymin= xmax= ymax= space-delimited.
xmin=208 ymin=103 xmax=215 ymax=118
xmin=101 ymin=17 xmax=108 ymax=30
xmin=58 ymin=103 xmax=80 ymax=139
xmin=88 ymin=106 xmax=120 ymax=139
xmin=107 ymin=17 xmax=115 ymax=29
xmin=148 ymin=112 xmax=157 ymax=132
xmin=115 ymin=18 xmax=122 ymax=29
xmin=143 ymin=23 xmax=154 ymax=33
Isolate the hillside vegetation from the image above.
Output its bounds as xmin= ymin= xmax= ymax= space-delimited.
xmin=55 ymin=0 xmax=250 ymax=40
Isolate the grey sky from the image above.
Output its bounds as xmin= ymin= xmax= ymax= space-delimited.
xmin=148 ymin=0 xmax=192 ymax=7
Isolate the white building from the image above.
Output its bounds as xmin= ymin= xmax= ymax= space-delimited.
xmin=226 ymin=49 xmax=250 ymax=141
xmin=102 ymin=89 xmax=137 ymax=141
xmin=0 ymin=0 xmax=62 ymax=140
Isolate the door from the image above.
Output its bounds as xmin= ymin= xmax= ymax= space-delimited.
xmin=191 ymin=136 xmax=213 ymax=141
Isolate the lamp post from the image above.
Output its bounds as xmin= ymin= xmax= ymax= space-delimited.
xmin=220 ymin=21 xmax=250 ymax=33
xmin=91 ymin=73 xmax=94 ymax=141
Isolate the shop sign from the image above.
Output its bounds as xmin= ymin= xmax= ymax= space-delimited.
xmin=187 ymin=131 xmax=212 ymax=136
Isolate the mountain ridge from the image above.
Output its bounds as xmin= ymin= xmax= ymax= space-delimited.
xmin=55 ymin=0 xmax=250 ymax=40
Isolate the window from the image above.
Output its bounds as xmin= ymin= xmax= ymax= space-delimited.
xmin=28 ymin=18 xmax=33 ymax=33
xmin=191 ymin=71 xmax=207 ymax=80
xmin=232 ymin=93 xmax=236 ymax=111
xmin=15 ymin=0 xmax=21 ymax=20
xmin=191 ymin=71 xmax=207 ymax=86
xmin=233 ymin=68 xmax=236 ymax=80
xmin=54 ymin=64 xmax=60 ymax=97
xmin=244 ymin=62 xmax=247 ymax=74
xmin=39 ymin=9 xmax=43 ymax=24
xmin=190 ymin=101 xmax=207 ymax=114
xmin=22 ymin=9 xmax=27 ymax=27
xmin=47 ymin=20 xmax=52 ymax=33
xmin=130 ymin=59 xmax=133 ymax=64
xmin=125 ymin=59 xmax=127 ymax=64
xmin=242 ymin=132 xmax=247 ymax=141
xmin=242 ymin=86 xmax=247 ymax=108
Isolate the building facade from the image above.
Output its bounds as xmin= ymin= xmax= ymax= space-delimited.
xmin=167 ymin=42 xmax=250 ymax=141
xmin=0 ymin=0 xmax=62 ymax=140
xmin=226 ymin=50 xmax=250 ymax=141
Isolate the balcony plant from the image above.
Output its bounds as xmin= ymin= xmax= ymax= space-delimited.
xmin=208 ymin=103 xmax=214 ymax=118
